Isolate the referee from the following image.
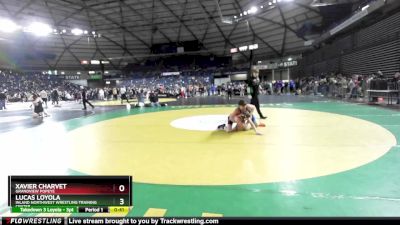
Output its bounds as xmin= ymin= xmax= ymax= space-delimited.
xmin=248 ymin=69 xmax=267 ymax=119
xmin=81 ymin=86 xmax=95 ymax=110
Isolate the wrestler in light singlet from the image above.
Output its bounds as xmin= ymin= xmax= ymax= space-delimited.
xmin=218 ymin=100 xmax=262 ymax=135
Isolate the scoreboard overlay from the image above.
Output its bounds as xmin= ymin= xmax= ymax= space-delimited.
xmin=8 ymin=176 xmax=132 ymax=214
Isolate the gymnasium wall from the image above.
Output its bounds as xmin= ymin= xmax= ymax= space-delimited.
xmin=294 ymin=11 xmax=400 ymax=77
xmin=69 ymin=80 xmax=88 ymax=87
xmin=214 ymin=77 xmax=231 ymax=86
xmin=230 ymin=74 xmax=247 ymax=81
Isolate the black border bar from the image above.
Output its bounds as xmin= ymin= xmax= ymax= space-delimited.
xmin=2 ymin=217 xmax=400 ymax=225
xmin=8 ymin=176 xmax=11 ymax=207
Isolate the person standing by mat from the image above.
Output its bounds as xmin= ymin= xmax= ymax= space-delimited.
xmin=248 ymin=69 xmax=267 ymax=119
xmin=81 ymin=86 xmax=94 ymax=110
xmin=120 ymin=86 xmax=130 ymax=104
xmin=39 ymin=89 xmax=48 ymax=108
xmin=0 ymin=89 xmax=7 ymax=110
xmin=149 ymin=90 xmax=160 ymax=107
xmin=31 ymin=94 xmax=49 ymax=117
xmin=51 ymin=88 xmax=59 ymax=106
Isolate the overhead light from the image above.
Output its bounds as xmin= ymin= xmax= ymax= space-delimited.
xmin=71 ymin=28 xmax=83 ymax=35
xmin=248 ymin=6 xmax=258 ymax=14
xmin=260 ymin=5 xmax=264 ymax=8
xmin=81 ymin=60 xmax=88 ymax=65
xmin=249 ymin=44 xmax=258 ymax=50
xmin=230 ymin=48 xmax=238 ymax=53
xmin=362 ymin=5 xmax=370 ymax=11
xmin=243 ymin=11 xmax=248 ymax=16
xmin=234 ymin=16 xmax=237 ymax=19
xmin=83 ymin=30 xmax=88 ymax=34
xmin=0 ymin=19 xmax=19 ymax=33
xmin=304 ymin=40 xmax=314 ymax=46
xmin=269 ymin=2 xmax=273 ymax=5
xmin=77 ymin=72 xmax=81 ymax=75
xmin=240 ymin=13 xmax=243 ymax=16
xmin=61 ymin=71 xmax=65 ymax=75
xmin=239 ymin=46 xmax=248 ymax=51
xmin=101 ymin=60 xmax=110 ymax=64
xmin=91 ymin=60 xmax=100 ymax=65
xmin=62 ymin=29 xmax=66 ymax=33
xmin=273 ymin=0 xmax=277 ymax=3
xmin=288 ymin=57 xmax=293 ymax=61
xmin=25 ymin=22 xmax=52 ymax=36
xmin=92 ymin=31 xmax=96 ymax=35
xmin=105 ymin=71 xmax=109 ymax=74
xmin=89 ymin=71 xmax=95 ymax=74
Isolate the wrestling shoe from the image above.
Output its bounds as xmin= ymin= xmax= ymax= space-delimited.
xmin=217 ymin=124 xmax=226 ymax=130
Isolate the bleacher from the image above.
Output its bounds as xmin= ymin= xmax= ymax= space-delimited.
xmin=0 ymin=70 xmax=81 ymax=101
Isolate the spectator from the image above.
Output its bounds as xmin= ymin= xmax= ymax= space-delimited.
xmin=149 ymin=91 xmax=160 ymax=107
xmin=98 ymin=88 xmax=105 ymax=101
xmin=0 ymin=90 xmax=7 ymax=110
xmin=31 ymin=94 xmax=49 ymax=117
xmin=137 ymin=89 xmax=146 ymax=107
xmin=120 ymin=86 xmax=130 ymax=104
xmin=39 ymin=89 xmax=48 ymax=108
xmin=51 ymin=89 xmax=59 ymax=106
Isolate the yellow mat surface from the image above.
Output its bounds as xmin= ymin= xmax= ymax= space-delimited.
xmin=66 ymin=107 xmax=396 ymax=185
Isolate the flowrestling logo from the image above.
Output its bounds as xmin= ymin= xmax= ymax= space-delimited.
xmin=4 ymin=217 xmax=63 ymax=224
